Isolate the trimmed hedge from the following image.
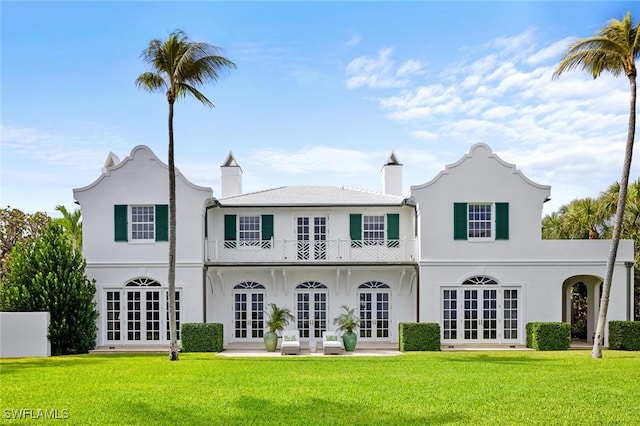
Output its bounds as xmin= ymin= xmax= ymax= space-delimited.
xmin=181 ymin=323 xmax=224 ymax=352
xmin=399 ymin=322 xmax=440 ymax=351
xmin=526 ymin=322 xmax=571 ymax=351
xmin=609 ymin=321 xmax=640 ymax=351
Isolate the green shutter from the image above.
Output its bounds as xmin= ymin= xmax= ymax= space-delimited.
xmin=495 ymin=202 xmax=509 ymax=240
xmin=114 ymin=205 xmax=128 ymax=242
xmin=453 ymin=203 xmax=468 ymax=240
xmin=350 ymin=214 xmax=362 ymax=248
xmin=155 ymin=204 xmax=168 ymax=241
xmin=224 ymin=215 xmax=237 ymax=248
xmin=387 ymin=213 xmax=399 ymax=247
xmin=261 ymin=215 xmax=274 ymax=248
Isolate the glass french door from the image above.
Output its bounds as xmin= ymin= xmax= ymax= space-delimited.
xmin=358 ymin=282 xmax=391 ymax=340
xmin=296 ymin=216 xmax=327 ymax=260
xmin=296 ymin=283 xmax=328 ymax=339
xmin=233 ymin=282 xmax=265 ymax=341
xmin=125 ymin=289 xmax=161 ymax=342
xmin=104 ymin=278 xmax=180 ymax=345
xmin=442 ymin=285 xmax=520 ymax=344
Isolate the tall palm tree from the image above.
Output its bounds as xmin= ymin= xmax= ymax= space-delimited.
xmin=54 ymin=205 xmax=82 ymax=252
xmin=553 ymin=12 xmax=639 ymax=358
xmin=136 ymin=30 xmax=236 ymax=360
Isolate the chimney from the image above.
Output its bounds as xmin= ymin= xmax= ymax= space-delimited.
xmin=381 ymin=152 xmax=403 ymax=196
xmin=221 ymin=152 xmax=242 ymax=197
xmin=102 ymin=152 xmax=120 ymax=174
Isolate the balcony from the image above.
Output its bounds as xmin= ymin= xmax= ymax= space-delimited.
xmin=205 ymin=239 xmax=417 ymax=264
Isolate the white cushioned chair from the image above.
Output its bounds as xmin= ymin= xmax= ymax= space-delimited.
xmin=322 ymin=331 xmax=342 ymax=355
xmin=280 ymin=329 xmax=301 ymax=355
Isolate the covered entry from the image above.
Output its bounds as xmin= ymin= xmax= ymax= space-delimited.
xmin=562 ymin=275 xmax=602 ymax=344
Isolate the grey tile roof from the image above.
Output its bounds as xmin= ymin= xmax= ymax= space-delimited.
xmin=218 ymin=186 xmax=406 ymax=206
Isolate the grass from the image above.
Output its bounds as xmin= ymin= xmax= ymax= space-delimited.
xmin=1 ymin=351 xmax=639 ymax=425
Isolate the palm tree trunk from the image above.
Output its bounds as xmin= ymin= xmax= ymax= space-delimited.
xmin=168 ymin=99 xmax=179 ymax=361
xmin=592 ymin=72 xmax=636 ymax=358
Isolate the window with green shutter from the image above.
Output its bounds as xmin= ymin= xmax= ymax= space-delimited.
xmin=495 ymin=202 xmax=509 ymax=240
xmin=224 ymin=215 xmax=237 ymax=248
xmin=349 ymin=214 xmax=362 ymax=248
xmin=387 ymin=213 xmax=399 ymax=247
xmin=155 ymin=204 xmax=168 ymax=242
xmin=114 ymin=205 xmax=128 ymax=242
xmin=453 ymin=203 xmax=468 ymax=240
xmin=261 ymin=215 xmax=273 ymax=249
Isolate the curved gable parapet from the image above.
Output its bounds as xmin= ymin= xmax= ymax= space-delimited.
xmin=73 ymin=145 xmax=213 ymax=196
xmin=410 ymin=143 xmax=550 ymax=192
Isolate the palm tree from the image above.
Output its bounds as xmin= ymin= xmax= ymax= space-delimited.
xmin=136 ymin=30 xmax=236 ymax=360
xmin=54 ymin=205 xmax=82 ymax=252
xmin=553 ymin=12 xmax=639 ymax=358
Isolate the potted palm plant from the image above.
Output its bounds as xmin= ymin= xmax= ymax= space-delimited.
xmin=264 ymin=303 xmax=295 ymax=352
xmin=333 ymin=305 xmax=361 ymax=352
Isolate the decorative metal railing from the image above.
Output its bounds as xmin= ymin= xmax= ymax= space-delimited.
xmin=205 ymin=239 xmax=417 ymax=263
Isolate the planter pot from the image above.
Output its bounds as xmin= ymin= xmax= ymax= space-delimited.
xmin=342 ymin=331 xmax=357 ymax=352
xmin=264 ymin=331 xmax=278 ymax=352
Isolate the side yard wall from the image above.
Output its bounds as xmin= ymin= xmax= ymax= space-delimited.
xmin=0 ymin=312 xmax=50 ymax=358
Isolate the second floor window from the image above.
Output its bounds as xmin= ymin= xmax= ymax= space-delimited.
xmin=131 ymin=206 xmax=155 ymax=240
xmin=468 ymin=204 xmax=492 ymax=239
xmin=363 ymin=215 xmax=385 ymax=245
xmin=239 ymin=216 xmax=261 ymax=246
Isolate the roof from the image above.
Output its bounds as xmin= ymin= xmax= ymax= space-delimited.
xmin=217 ymin=186 xmax=407 ymax=207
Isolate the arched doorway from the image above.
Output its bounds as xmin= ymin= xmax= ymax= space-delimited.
xmin=562 ymin=275 xmax=602 ymax=344
xmin=358 ymin=281 xmax=391 ymax=341
xmin=232 ymin=282 xmax=265 ymax=341
xmin=295 ymin=281 xmax=328 ymax=340
xmin=441 ymin=275 xmax=521 ymax=344
xmin=104 ymin=277 xmax=180 ymax=344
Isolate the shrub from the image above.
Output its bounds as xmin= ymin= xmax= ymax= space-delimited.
xmin=181 ymin=323 xmax=223 ymax=352
xmin=1 ymin=225 xmax=97 ymax=355
xmin=609 ymin=321 xmax=640 ymax=351
xmin=526 ymin=322 xmax=571 ymax=351
xmin=399 ymin=322 xmax=440 ymax=351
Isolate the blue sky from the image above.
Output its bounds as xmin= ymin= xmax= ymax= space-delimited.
xmin=1 ymin=1 xmax=638 ymax=217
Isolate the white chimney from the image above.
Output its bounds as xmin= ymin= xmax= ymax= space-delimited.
xmin=221 ymin=152 xmax=242 ymax=197
xmin=381 ymin=152 xmax=403 ymax=196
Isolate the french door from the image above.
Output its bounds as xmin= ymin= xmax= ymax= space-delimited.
xmin=233 ymin=282 xmax=265 ymax=341
xmin=358 ymin=281 xmax=391 ymax=340
xmin=296 ymin=216 xmax=327 ymax=260
xmin=442 ymin=284 xmax=520 ymax=344
xmin=104 ymin=279 xmax=179 ymax=344
xmin=296 ymin=282 xmax=328 ymax=339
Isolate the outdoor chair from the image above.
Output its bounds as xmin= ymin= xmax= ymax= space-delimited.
xmin=280 ymin=329 xmax=301 ymax=355
xmin=322 ymin=331 xmax=342 ymax=355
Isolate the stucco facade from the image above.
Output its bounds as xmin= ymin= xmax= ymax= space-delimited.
xmin=74 ymin=144 xmax=634 ymax=348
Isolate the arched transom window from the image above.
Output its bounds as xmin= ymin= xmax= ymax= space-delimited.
xmin=359 ymin=281 xmax=390 ymax=289
xmin=296 ymin=281 xmax=327 ymax=289
xmin=462 ymin=276 xmax=498 ymax=286
xmin=125 ymin=278 xmax=161 ymax=287
xmin=234 ymin=281 xmax=265 ymax=290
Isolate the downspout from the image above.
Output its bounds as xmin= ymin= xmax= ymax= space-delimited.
xmin=203 ymin=267 xmax=207 ymax=323
xmin=625 ymin=261 xmax=634 ymax=321
xmin=415 ymin=264 xmax=420 ymax=322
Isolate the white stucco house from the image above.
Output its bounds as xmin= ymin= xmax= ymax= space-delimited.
xmin=73 ymin=143 xmax=634 ymax=349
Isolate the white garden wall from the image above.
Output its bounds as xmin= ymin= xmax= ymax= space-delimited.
xmin=0 ymin=312 xmax=50 ymax=358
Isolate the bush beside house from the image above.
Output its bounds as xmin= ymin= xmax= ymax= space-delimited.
xmin=609 ymin=321 xmax=640 ymax=351
xmin=181 ymin=323 xmax=224 ymax=352
xmin=526 ymin=322 xmax=571 ymax=351
xmin=399 ymin=322 xmax=440 ymax=351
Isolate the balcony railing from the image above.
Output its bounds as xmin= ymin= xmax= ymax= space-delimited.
xmin=205 ymin=239 xmax=417 ymax=264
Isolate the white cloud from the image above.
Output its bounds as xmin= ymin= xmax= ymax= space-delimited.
xmin=345 ymin=48 xmax=422 ymax=89
xmin=348 ymin=30 xmax=638 ymax=214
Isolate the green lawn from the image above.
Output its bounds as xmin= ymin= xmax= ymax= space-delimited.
xmin=1 ymin=351 xmax=639 ymax=425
